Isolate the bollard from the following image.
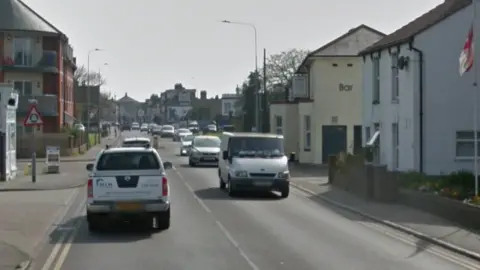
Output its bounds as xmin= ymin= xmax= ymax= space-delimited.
xmin=328 ymin=155 xmax=337 ymax=184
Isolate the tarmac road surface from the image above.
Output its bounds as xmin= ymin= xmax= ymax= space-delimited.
xmin=31 ymin=133 xmax=480 ymax=270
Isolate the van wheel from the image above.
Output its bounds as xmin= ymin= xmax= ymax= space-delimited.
xmin=219 ymin=175 xmax=226 ymax=189
xmin=280 ymin=186 xmax=290 ymax=198
xmin=227 ymin=179 xmax=236 ymax=197
xmin=189 ymin=159 xmax=196 ymax=167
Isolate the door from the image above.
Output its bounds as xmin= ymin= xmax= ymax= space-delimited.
xmin=353 ymin=125 xmax=362 ymax=154
xmin=322 ymin=125 xmax=347 ymax=163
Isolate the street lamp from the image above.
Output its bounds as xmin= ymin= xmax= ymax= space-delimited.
xmin=86 ymin=48 xmax=102 ymax=148
xmin=221 ymin=20 xmax=260 ymax=131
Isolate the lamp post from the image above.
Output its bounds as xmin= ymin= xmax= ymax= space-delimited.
xmin=221 ymin=20 xmax=260 ymax=131
xmin=86 ymin=48 xmax=102 ymax=148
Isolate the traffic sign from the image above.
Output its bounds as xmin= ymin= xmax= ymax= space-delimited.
xmin=24 ymin=105 xmax=44 ymax=126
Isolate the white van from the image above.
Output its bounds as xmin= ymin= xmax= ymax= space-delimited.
xmin=218 ymin=132 xmax=289 ymax=198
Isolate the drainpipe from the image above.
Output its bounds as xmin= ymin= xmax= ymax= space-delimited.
xmin=409 ymin=41 xmax=424 ymax=173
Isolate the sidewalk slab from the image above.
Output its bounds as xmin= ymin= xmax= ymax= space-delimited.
xmin=0 ymin=162 xmax=88 ymax=191
xmin=290 ymin=177 xmax=480 ymax=260
xmin=0 ymin=189 xmax=77 ymax=269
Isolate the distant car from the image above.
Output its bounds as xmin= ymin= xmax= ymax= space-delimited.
xmin=74 ymin=123 xmax=85 ymax=132
xmin=131 ymin=122 xmax=140 ymax=130
xmin=85 ymin=146 xmax=173 ymax=232
xmin=221 ymin=125 xmax=235 ymax=132
xmin=188 ymin=135 xmax=221 ymax=166
xmin=152 ymin=126 xmax=162 ymax=136
xmin=140 ymin=124 xmax=148 ymax=132
xmin=160 ymin=125 xmax=175 ymax=138
xmin=122 ymin=137 xmax=151 ymax=147
xmin=173 ymin=128 xmax=192 ymax=141
xmin=121 ymin=123 xmax=131 ymax=131
xmin=180 ymin=134 xmax=195 ymax=156
xmin=204 ymin=124 xmax=217 ymax=133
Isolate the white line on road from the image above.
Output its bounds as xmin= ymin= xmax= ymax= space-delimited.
xmin=41 ymin=198 xmax=85 ymax=270
xmin=173 ymin=168 xmax=259 ymax=270
xmin=52 ymin=219 xmax=81 ymax=270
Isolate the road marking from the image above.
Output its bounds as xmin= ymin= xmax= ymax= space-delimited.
xmin=52 ymin=219 xmax=82 ymax=270
xmin=290 ymin=185 xmax=480 ymax=269
xmin=41 ymin=198 xmax=85 ymax=270
xmin=173 ymin=167 xmax=258 ymax=270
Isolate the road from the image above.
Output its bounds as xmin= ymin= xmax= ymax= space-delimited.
xmin=32 ymin=131 xmax=480 ymax=270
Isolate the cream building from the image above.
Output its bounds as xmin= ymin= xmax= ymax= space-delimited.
xmin=270 ymin=24 xmax=385 ymax=164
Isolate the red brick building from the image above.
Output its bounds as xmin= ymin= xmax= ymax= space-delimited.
xmin=0 ymin=0 xmax=76 ymax=134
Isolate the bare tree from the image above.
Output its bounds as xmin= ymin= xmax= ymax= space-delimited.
xmin=74 ymin=65 xmax=106 ymax=86
xmin=265 ymin=49 xmax=309 ymax=89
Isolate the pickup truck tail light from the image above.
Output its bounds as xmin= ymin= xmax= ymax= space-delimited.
xmin=87 ymin=179 xmax=93 ymax=198
xmin=162 ymin=177 xmax=168 ymax=196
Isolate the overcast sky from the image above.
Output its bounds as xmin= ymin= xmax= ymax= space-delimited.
xmin=24 ymin=0 xmax=444 ymax=101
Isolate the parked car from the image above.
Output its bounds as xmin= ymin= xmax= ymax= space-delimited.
xmin=74 ymin=123 xmax=85 ymax=132
xmin=152 ymin=126 xmax=162 ymax=136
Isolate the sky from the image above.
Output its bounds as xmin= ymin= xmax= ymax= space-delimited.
xmin=24 ymin=0 xmax=444 ymax=102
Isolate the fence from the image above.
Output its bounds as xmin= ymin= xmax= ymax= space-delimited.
xmin=17 ymin=132 xmax=88 ymax=158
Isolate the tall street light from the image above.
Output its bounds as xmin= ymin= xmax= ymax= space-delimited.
xmin=221 ymin=20 xmax=260 ymax=131
xmin=86 ymin=48 xmax=102 ymax=148
xmin=97 ymin=62 xmax=108 ymax=143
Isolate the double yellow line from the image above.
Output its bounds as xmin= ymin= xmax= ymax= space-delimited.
xmin=40 ymin=199 xmax=85 ymax=270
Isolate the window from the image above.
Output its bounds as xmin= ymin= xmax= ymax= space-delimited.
xmin=455 ymin=131 xmax=480 ymax=158
xmin=13 ymin=81 xmax=33 ymax=96
xmin=373 ymin=58 xmax=380 ymax=103
xmin=391 ymin=53 xmax=399 ymax=101
xmin=228 ymin=137 xmax=284 ymax=156
xmin=392 ymin=123 xmax=399 ymax=169
xmin=13 ymin=38 xmax=33 ymax=66
xmin=96 ymin=152 xmax=161 ymax=171
xmin=275 ymin=116 xmax=282 ymax=134
xmin=224 ymin=102 xmax=232 ymax=115
xmin=304 ymin=115 xmax=311 ymax=151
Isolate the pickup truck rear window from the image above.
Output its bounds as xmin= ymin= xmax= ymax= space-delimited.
xmin=122 ymin=141 xmax=150 ymax=147
xmin=96 ymin=152 xmax=161 ymax=171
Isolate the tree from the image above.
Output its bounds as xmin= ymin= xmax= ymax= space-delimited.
xmin=74 ymin=65 xmax=106 ymax=86
xmin=242 ymin=71 xmax=261 ymax=131
xmin=265 ymin=48 xmax=309 ymax=89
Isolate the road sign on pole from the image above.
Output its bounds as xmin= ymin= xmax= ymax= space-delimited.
xmin=23 ymin=105 xmax=44 ymax=126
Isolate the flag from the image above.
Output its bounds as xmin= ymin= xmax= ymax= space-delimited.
xmin=459 ymin=25 xmax=474 ymax=76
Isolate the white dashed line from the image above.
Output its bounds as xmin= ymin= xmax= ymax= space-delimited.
xmin=173 ymin=167 xmax=259 ymax=270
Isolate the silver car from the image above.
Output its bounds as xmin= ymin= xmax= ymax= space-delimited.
xmin=180 ymin=134 xmax=195 ymax=156
xmin=188 ymin=135 xmax=220 ymax=167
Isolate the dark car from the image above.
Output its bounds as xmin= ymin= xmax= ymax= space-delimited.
xmin=120 ymin=124 xmax=131 ymax=131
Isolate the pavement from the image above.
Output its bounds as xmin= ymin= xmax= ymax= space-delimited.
xmin=0 ymin=131 xmax=123 ymax=270
xmin=25 ymin=132 xmax=480 ymax=270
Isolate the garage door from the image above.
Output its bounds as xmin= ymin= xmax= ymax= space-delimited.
xmin=322 ymin=125 xmax=347 ymax=163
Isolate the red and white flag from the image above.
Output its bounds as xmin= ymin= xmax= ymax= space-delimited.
xmin=459 ymin=25 xmax=474 ymax=76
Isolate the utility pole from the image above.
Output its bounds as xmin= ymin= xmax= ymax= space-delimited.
xmin=263 ymin=48 xmax=268 ymax=133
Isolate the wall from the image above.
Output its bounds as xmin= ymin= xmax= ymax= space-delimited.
xmin=221 ymin=98 xmax=238 ymax=116
xmin=362 ymin=4 xmax=478 ymax=175
xmin=311 ymin=57 xmax=363 ymax=163
xmin=415 ymin=4 xmax=479 ymax=174
xmin=269 ymin=103 xmax=299 ymax=158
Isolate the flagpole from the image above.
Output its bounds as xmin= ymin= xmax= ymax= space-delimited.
xmin=474 ymin=0 xmax=479 ymax=197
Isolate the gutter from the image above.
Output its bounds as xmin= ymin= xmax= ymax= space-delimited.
xmin=408 ymin=40 xmax=424 ymax=173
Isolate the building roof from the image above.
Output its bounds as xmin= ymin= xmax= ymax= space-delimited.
xmin=360 ymin=0 xmax=471 ymax=55
xmin=296 ymin=24 xmax=385 ymax=73
xmin=117 ymin=92 xmax=139 ymax=103
xmin=0 ymin=0 xmax=63 ymax=34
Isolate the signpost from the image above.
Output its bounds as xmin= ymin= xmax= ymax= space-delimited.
xmin=23 ymin=101 xmax=43 ymax=182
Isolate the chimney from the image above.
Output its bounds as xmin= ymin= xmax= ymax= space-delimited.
xmin=200 ymin=90 xmax=207 ymax=100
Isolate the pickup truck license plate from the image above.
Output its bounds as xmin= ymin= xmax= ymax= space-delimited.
xmin=116 ymin=202 xmax=141 ymax=211
xmin=254 ymin=181 xmax=271 ymax=186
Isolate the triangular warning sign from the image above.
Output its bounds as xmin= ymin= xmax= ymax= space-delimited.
xmin=24 ymin=106 xmax=44 ymax=126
